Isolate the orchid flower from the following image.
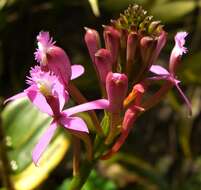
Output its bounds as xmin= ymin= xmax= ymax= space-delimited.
xmin=150 ymin=32 xmax=192 ymax=114
xmin=34 ymin=31 xmax=84 ymax=86
xmin=5 ymin=66 xmax=109 ymax=165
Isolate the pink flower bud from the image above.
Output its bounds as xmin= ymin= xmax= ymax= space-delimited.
xmin=155 ymin=31 xmax=167 ymax=59
xmin=169 ymin=32 xmax=188 ymax=75
xmin=126 ymin=32 xmax=138 ymax=75
xmin=106 ymin=72 xmax=128 ymax=112
xmin=84 ymin=27 xmax=100 ymax=63
xmin=140 ymin=36 xmax=157 ymax=66
xmin=103 ymin=26 xmax=121 ymax=68
xmin=95 ymin=48 xmax=112 ymax=85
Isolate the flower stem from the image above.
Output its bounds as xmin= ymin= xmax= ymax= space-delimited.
xmin=72 ymin=137 xmax=81 ymax=176
xmin=68 ymin=160 xmax=95 ymax=190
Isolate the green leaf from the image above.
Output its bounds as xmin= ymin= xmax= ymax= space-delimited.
xmin=101 ymin=112 xmax=110 ymax=135
xmin=2 ymin=98 xmax=30 ymax=132
xmin=8 ymin=117 xmax=51 ymax=174
xmin=12 ymin=133 xmax=70 ymax=190
xmin=1 ymin=97 xmax=70 ymax=190
xmin=150 ymin=1 xmax=196 ymax=22
xmin=2 ymin=98 xmax=51 ymax=149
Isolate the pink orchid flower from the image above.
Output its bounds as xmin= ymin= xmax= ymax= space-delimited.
xmin=34 ymin=31 xmax=84 ymax=86
xmin=5 ymin=66 xmax=109 ymax=165
xmin=150 ymin=32 xmax=192 ymax=114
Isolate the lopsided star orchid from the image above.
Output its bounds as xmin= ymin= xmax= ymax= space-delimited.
xmin=150 ymin=32 xmax=192 ymax=115
xmin=34 ymin=31 xmax=84 ymax=86
xmin=5 ymin=66 xmax=109 ymax=165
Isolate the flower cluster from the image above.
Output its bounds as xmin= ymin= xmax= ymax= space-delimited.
xmin=5 ymin=5 xmax=191 ymax=186
xmin=84 ymin=4 xmax=191 ymax=158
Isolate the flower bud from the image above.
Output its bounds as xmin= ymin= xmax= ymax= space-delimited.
xmin=140 ymin=36 xmax=157 ymax=66
xmin=153 ymin=31 xmax=167 ymax=62
xmin=103 ymin=26 xmax=121 ymax=68
xmin=84 ymin=27 xmax=100 ymax=63
xmin=126 ymin=32 xmax=138 ymax=75
xmin=95 ymin=49 xmax=112 ymax=85
xmin=106 ymin=72 xmax=128 ymax=112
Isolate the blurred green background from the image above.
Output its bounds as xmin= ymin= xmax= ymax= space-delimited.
xmin=0 ymin=0 xmax=201 ymax=189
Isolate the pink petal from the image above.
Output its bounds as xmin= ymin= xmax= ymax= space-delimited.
xmin=32 ymin=121 xmax=57 ymax=166
xmin=150 ymin=65 xmax=170 ymax=75
xmin=59 ymin=116 xmax=89 ymax=133
xmin=175 ymin=32 xmax=188 ymax=54
xmin=63 ymin=99 xmax=110 ymax=116
xmin=4 ymin=92 xmax=26 ymax=104
xmin=53 ymin=80 xmax=69 ymax=111
xmin=26 ymin=87 xmax=53 ymax=116
xmin=147 ymin=76 xmax=170 ymax=81
xmin=71 ymin=65 xmax=85 ymax=80
xmin=174 ymin=81 xmax=192 ymax=115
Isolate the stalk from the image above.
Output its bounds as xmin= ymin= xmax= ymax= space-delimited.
xmin=68 ymin=160 xmax=95 ymax=190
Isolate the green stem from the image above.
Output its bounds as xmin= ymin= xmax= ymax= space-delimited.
xmin=68 ymin=160 xmax=95 ymax=190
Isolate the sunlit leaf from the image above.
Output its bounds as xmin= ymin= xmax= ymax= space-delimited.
xmin=2 ymin=98 xmax=51 ymax=149
xmin=151 ymin=1 xmax=196 ymax=22
xmin=12 ymin=133 xmax=69 ymax=190
xmin=1 ymin=98 xmax=70 ymax=190
xmin=0 ymin=0 xmax=16 ymax=10
xmin=8 ymin=118 xmax=52 ymax=174
xmin=88 ymin=0 xmax=100 ymax=17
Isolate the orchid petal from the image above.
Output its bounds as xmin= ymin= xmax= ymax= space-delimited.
xmin=53 ymin=81 xmax=69 ymax=111
xmin=60 ymin=116 xmax=89 ymax=133
xmin=26 ymin=87 xmax=53 ymax=116
xmin=147 ymin=76 xmax=169 ymax=81
xmin=63 ymin=99 xmax=109 ymax=116
xmin=150 ymin=65 xmax=170 ymax=76
xmin=4 ymin=92 xmax=26 ymax=104
xmin=32 ymin=121 xmax=57 ymax=166
xmin=174 ymin=82 xmax=192 ymax=115
xmin=71 ymin=65 xmax=85 ymax=80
